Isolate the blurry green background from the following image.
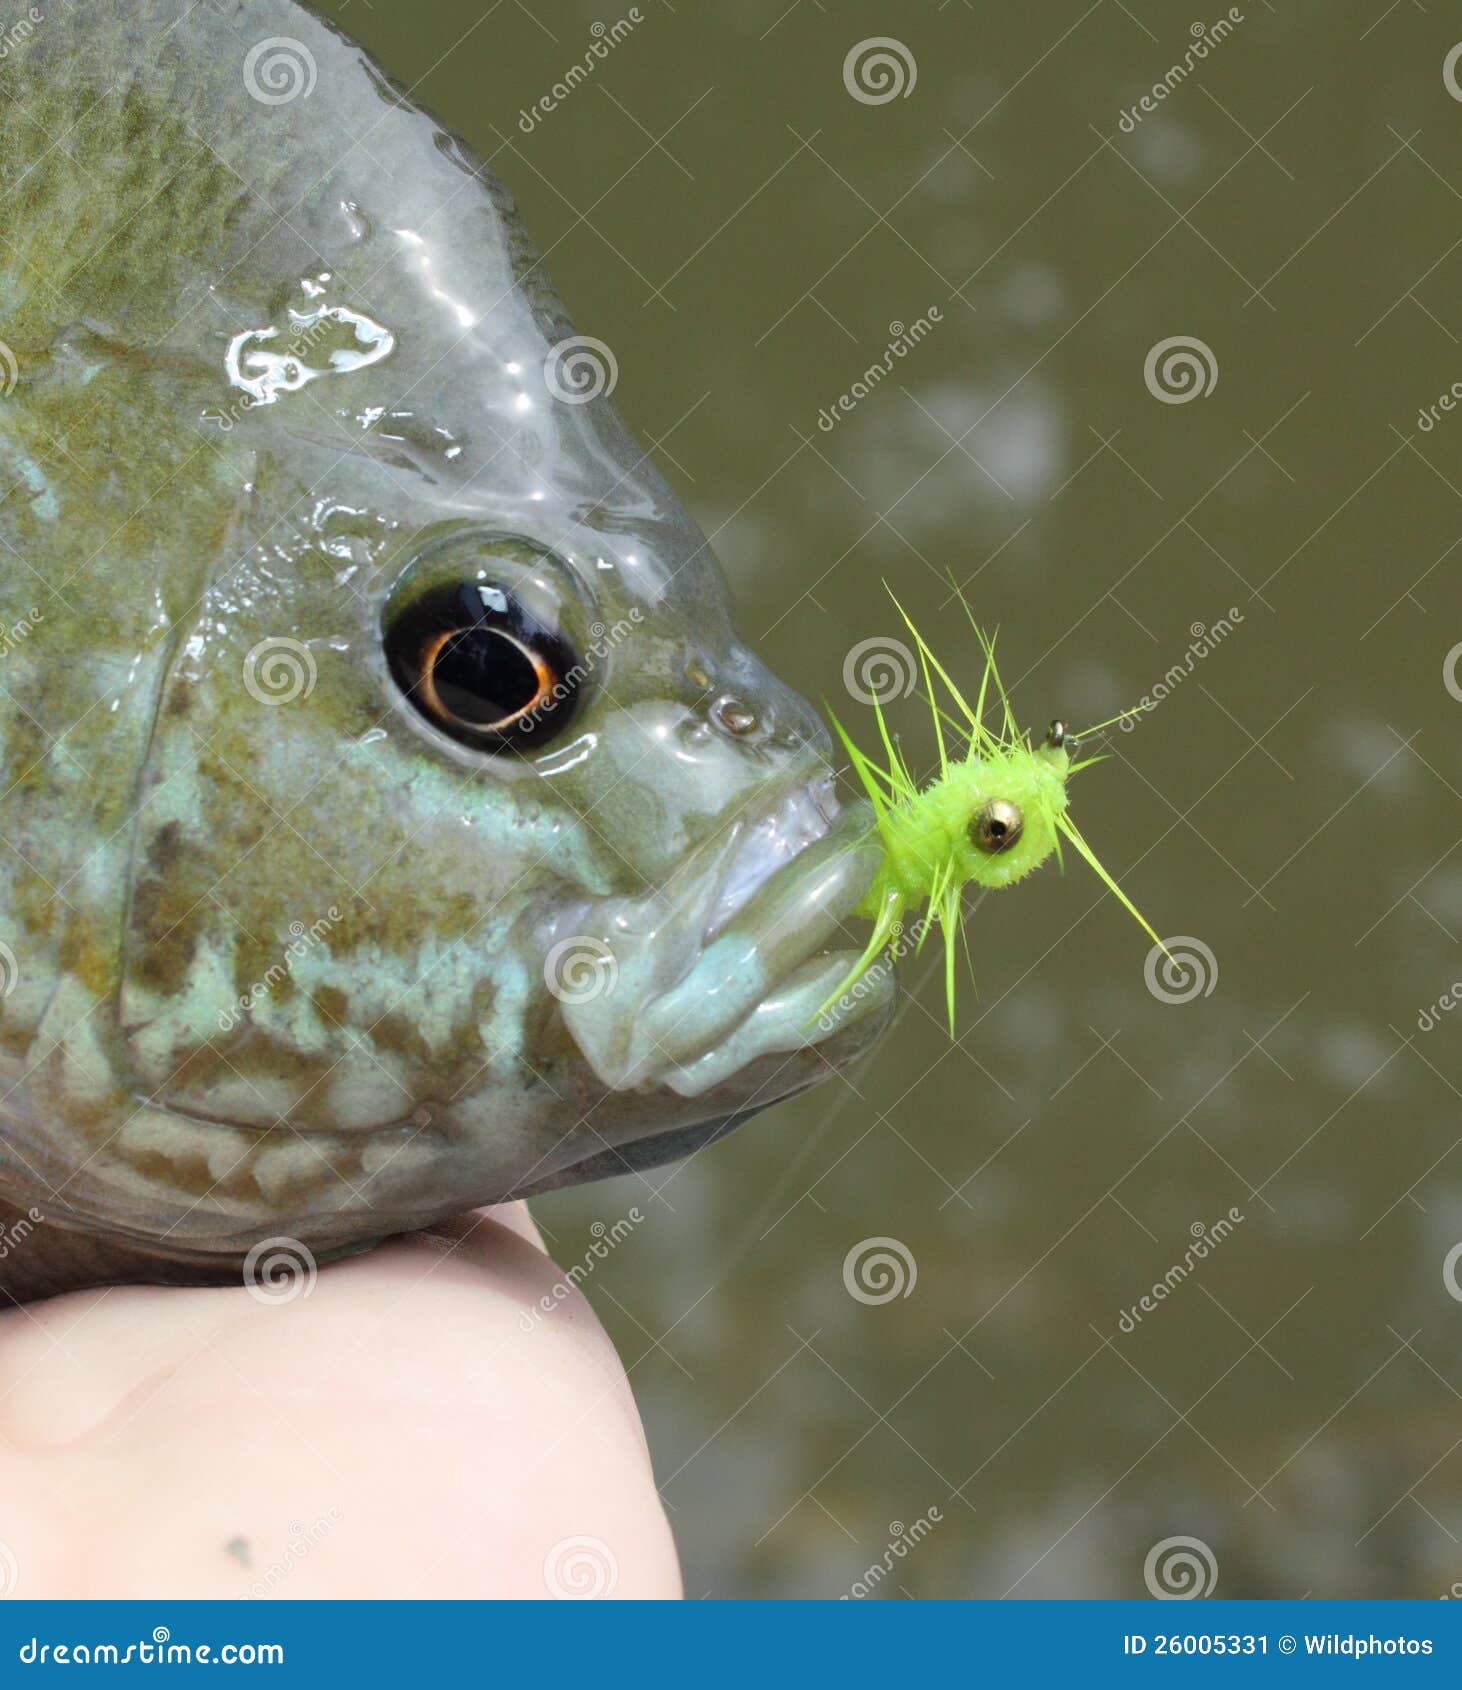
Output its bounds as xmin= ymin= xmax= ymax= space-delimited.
xmin=320 ymin=0 xmax=1462 ymax=1598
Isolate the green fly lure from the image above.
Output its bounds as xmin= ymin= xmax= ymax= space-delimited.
xmin=826 ymin=595 xmax=1164 ymax=1030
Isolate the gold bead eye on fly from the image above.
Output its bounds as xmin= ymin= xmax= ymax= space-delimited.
xmin=384 ymin=580 xmax=584 ymax=751
xmin=971 ymin=797 xmax=1024 ymax=854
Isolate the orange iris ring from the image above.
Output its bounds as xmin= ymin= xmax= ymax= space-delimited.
xmin=416 ymin=626 xmax=559 ymax=736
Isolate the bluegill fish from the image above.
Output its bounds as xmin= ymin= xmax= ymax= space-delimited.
xmin=0 ymin=0 xmax=893 ymax=1294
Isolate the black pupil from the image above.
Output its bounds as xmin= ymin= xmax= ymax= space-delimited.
xmin=988 ymin=819 xmax=1007 ymax=838
xmin=434 ymin=629 xmax=541 ymax=726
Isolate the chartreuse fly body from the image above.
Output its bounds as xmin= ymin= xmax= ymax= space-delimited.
xmin=827 ymin=598 xmax=1164 ymax=1029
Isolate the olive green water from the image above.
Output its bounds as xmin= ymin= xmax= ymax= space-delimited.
xmin=322 ymin=0 xmax=1462 ymax=1598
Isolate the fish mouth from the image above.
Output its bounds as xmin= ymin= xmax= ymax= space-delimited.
xmin=555 ymin=783 xmax=894 ymax=1100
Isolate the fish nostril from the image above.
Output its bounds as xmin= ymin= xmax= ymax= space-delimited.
xmin=712 ymin=695 xmax=762 ymax=739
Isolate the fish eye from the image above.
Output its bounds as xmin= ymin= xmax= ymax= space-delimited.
xmin=971 ymin=798 xmax=1024 ymax=854
xmin=384 ymin=581 xmax=583 ymax=751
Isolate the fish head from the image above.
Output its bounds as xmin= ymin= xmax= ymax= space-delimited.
xmin=0 ymin=0 xmax=893 ymax=1259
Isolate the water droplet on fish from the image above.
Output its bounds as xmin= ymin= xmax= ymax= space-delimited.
xmin=225 ymin=305 xmax=396 ymax=406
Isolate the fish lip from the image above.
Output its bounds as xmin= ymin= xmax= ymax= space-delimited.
xmin=701 ymin=772 xmax=843 ymax=941
xmin=557 ymin=782 xmax=895 ymax=1096
xmin=713 ymin=792 xmax=885 ymax=995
